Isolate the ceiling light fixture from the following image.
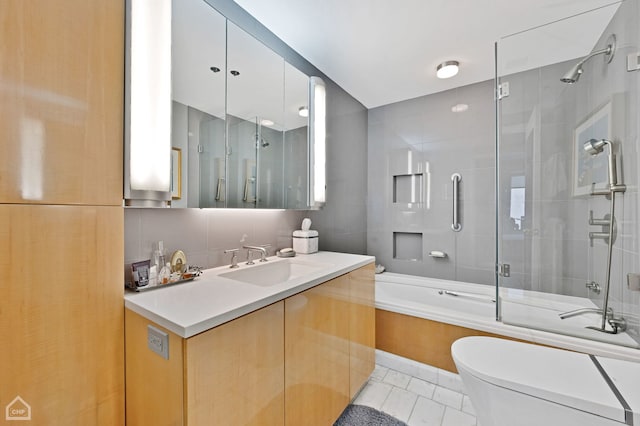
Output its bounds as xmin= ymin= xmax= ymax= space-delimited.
xmin=436 ymin=61 xmax=460 ymax=79
xmin=298 ymin=106 xmax=309 ymax=117
xmin=260 ymin=119 xmax=274 ymax=126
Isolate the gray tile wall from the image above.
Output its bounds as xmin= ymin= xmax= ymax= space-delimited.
xmin=308 ymin=81 xmax=369 ymax=254
xmin=498 ymin=0 xmax=640 ymax=344
xmin=366 ymin=3 xmax=640 ymax=351
xmin=367 ymin=81 xmax=496 ymax=284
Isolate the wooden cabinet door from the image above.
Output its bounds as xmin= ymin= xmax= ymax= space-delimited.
xmin=0 ymin=205 xmax=124 ymax=425
xmin=125 ymin=310 xmax=185 ymax=426
xmin=0 ymin=1 xmax=123 ymax=205
xmin=349 ymin=263 xmax=376 ymax=398
xmin=185 ymin=302 xmax=285 ymax=426
xmin=285 ymin=275 xmax=350 ymax=426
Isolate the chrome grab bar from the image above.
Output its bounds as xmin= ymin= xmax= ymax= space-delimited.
xmin=438 ymin=289 xmax=495 ymax=303
xmin=243 ymin=177 xmax=256 ymax=202
xmin=451 ymin=173 xmax=462 ymax=232
xmin=559 ymin=307 xmax=612 ymax=320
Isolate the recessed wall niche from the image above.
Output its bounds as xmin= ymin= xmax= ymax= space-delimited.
xmin=393 ymin=173 xmax=424 ymax=204
xmin=393 ymin=232 xmax=423 ymax=261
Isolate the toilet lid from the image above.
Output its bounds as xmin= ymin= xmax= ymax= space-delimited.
xmin=451 ymin=336 xmax=626 ymax=423
xmin=597 ymin=356 xmax=640 ymax=425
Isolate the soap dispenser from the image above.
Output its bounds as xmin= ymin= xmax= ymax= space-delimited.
xmin=158 ymin=262 xmax=171 ymax=285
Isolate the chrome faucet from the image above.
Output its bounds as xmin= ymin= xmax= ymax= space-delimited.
xmin=243 ymin=245 xmax=270 ymax=264
xmin=224 ymin=249 xmax=240 ymax=268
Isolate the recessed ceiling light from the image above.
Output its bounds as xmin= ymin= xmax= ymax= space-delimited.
xmin=260 ymin=119 xmax=274 ymax=126
xmin=298 ymin=106 xmax=309 ymax=117
xmin=451 ymin=103 xmax=469 ymax=112
xmin=436 ymin=61 xmax=459 ymax=79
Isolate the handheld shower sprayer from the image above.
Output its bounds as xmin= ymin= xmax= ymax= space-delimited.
xmin=561 ymin=34 xmax=616 ymax=84
xmin=583 ymin=138 xmax=624 ymax=191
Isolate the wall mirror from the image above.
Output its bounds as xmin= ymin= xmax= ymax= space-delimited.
xmin=170 ymin=0 xmax=311 ymax=209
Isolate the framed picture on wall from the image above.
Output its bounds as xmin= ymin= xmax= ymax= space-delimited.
xmin=171 ymin=147 xmax=182 ymax=200
xmin=572 ymin=102 xmax=611 ymax=197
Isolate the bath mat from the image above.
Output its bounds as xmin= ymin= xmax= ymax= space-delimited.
xmin=333 ymin=404 xmax=408 ymax=426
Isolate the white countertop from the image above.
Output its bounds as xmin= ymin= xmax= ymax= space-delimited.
xmin=124 ymin=251 xmax=375 ymax=338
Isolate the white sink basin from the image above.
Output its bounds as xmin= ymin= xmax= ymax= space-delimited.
xmin=219 ymin=259 xmax=325 ymax=287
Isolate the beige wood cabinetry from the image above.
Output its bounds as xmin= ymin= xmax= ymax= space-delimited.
xmin=184 ymin=302 xmax=285 ymax=425
xmin=376 ymin=309 xmax=524 ymax=373
xmin=284 ymin=273 xmax=351 ymax=426
xmin=125 ymin=263 xmax=374 ymax=426
xmin=0 ymin=0 xmax=123 ymax=206
xmin=349 ymin=263 xmax=376 ymax=398
xmin=0 ymin=0 xmax=125 ymax=424
xmin=0 ymin=205 xmax=124 ymax=424
xmin=283 ymin=264 xmax=375 ymax=424
xmin=126 ymin=303 xmax=285 ymax=426
xmin=125 ymin=309 xmax=185 ymax=425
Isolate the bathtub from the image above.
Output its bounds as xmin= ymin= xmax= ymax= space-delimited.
xmin=375 ymin=272 xmax=640 ymax=365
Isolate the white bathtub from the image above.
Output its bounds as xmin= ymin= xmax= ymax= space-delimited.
xmin=375 ymin=272 xmax=640 ymax=361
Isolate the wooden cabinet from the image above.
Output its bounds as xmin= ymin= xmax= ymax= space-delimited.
xmin=0 ymin=1 xmax=125 ymax=424
xmin=0 ymin=205 xmax=124 ymax=425
xmin=0 ymin=0 xmax=124 ymax=206
xmin=284 ymin=273 xmax=351 ymax=426
xmin=126 ymin=303 xmax=285 ymax=426
xmin=125 ymin=263 xmax=374 ymax=426
xmin=185 ymin=302 xmax=285 ymax=425
xmin=349 ymin=263 xmax=376 ymax=398
xmin=284 ymin=264 xmax=376 ymax=424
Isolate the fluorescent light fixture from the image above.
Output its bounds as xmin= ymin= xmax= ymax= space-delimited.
xmin=260 ymin=119 xmax=274 ymax=126
xmin=298 ymin=106 xmax=309 ymax=117
xmin=451 ymin=103 xmax=469 ymax=112
xmin=436 ymin=61 xmax=459 ymax=79
xmin=124 ymin=0 xmax=172 ymax=206
xmin=309 ymin=77 xmax=326 ymax=208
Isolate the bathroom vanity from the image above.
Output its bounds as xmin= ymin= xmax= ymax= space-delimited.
xmin=124 ymin=252 xmax=375 ymax=425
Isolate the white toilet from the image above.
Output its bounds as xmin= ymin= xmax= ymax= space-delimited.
xmin=451 ymin=336 xmax=640 ymax=426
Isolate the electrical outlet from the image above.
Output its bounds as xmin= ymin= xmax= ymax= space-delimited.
xmin=147 ymin=325 xmax=169 ymax=359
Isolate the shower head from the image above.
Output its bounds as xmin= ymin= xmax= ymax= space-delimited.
xmin=560 ymin=63 xmax=583 ymax=84
xmin=560 ymin=34 xmax=616 ymax=84
xmin=583 ymin=138 xmax=609 ymax=155
xmin=255 ymin=134 xmax=269 ymax=148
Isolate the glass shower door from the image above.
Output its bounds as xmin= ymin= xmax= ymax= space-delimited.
xmin=496 ymin=1 xmax=640 ymax=348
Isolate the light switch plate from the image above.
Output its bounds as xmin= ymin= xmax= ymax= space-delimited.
xmin=147 ymin=325 xmax=169 ymax=359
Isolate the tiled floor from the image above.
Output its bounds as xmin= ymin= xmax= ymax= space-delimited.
xmin=352 ymin=350 xmax=479 ymax=426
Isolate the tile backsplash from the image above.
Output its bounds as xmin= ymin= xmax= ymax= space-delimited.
xmin=124 ymin=208 xmax=306 ymax=275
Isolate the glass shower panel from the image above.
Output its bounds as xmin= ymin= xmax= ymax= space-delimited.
xmin=497 ymin=1 xmax=640 ymax=348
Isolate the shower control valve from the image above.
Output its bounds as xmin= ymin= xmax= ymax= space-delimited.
xmin=585 ymin=281 xmax=601 ymax=294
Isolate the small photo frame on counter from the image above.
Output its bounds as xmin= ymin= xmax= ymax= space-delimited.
xmin=131 ymin=260 xmax=151 ymax=288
